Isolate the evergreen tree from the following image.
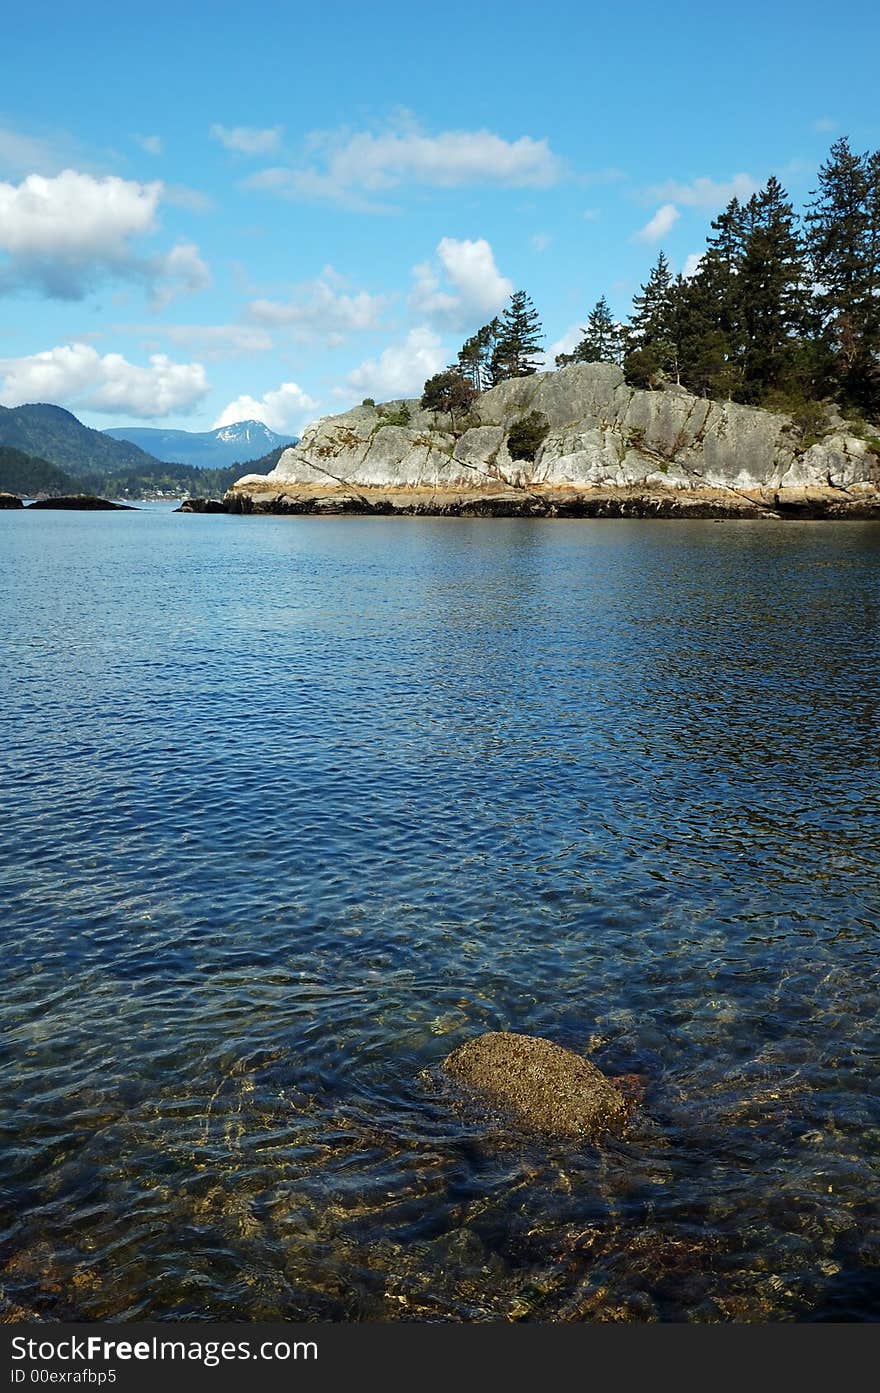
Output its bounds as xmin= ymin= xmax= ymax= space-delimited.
xmin=456 ymin=319 xmax=500 ymax=391
xmin=556 ymin=296 xmax=623 ymax=367
xmin=806 ymin=137 xmax=880 ymax=412
xmin=420 ymin=370 xmax=476 ymax=427
xmin=673 ymin=272 xmax=738 ymax=399
xmin=625 ymin=251 xmax=679 ymax=384
xmin=492 ymin=291 xmax=544 ymax=380
xmin=737 ymin=177 xmax=814 ymax=402
xmin=665 ymin=197 xmax=752 ymax=400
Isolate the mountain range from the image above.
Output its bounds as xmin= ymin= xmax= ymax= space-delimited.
xmin=0 ymin=402 xmax=295 ymax=499
xmin=104 ymin=420 xmax=297 ymax=469
xmin=0 ymin=402 xmax=162 ymax=474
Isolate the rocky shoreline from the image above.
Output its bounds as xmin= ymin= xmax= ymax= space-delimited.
xmin=213 ymin=362 xmax=879 ymax=521
xmin=176 ymin=481 xmax=880 ymax=521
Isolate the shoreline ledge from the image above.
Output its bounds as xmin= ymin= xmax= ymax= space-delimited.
xmin=215 ymin=362 xmax=879 ymax=521
xmin=210 ymin=480 xmax=880 ymax=520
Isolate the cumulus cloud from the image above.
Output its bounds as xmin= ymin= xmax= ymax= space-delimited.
xmin=682 ymin=251 xmax=704 ymax=279
xmin=343 ymin=326 xmax=446 ymax=401
xmin=0 ymin=169 xmax=160 ymax=259
xmin=635 ymin=203 xmax=680 ymax=242
xmin=410 ymin=237 xmax=512 ymax=330
xmin=0 ymin=169 xmax=209 ymax=302
xmin=0 ymin=343 xmax=209 ymax=417
xmin=245 ymin=114 xmax=562 ymax=205
xmin=136 ymin=134 xmax=163 ymax=156
xmin=247 ymin=267 xmax=385 ymax=342
xmin=645 ymin=173 xmax=759 ymax=209
xmin=210 ymin=124 xmax=282 ymax=155
xmin=212 ymin=381 xmax=318 ymax=434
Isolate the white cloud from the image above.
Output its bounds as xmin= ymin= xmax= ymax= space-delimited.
xmin=0 ymin=342 xmax=209 ymax=418
xmin=635 ymin=203 xmax=680 ymax=243
xmin=210 ymin=124 xmax=282 ymax=155
xmin=136 ymin=134 xmax=163 ymax=156
xmin=0 ymin=169 xmax=160 ymax=259
xmin=682 ymin=251 xmax=704 ymax=279
xmin=0 ymin=168 xmax=208 ymax=303
xmin=646 ymin=173 xmax=759 ymax=209
xmin=247 ymin=267 xmax=385 ymax=342
xmin=245 ymin=115 xmax=562 ymax=205
xmin=813 ymin=117 xmax=837 ymax=133
xmin=530 ymin=232 xmax=552 ymax=253
xmin=410 ymin=237 xmax=512 ymax=330
xmin=212 ymin=381 xmax=318 ymax=434
xmin=344 ymin=326 xmax=446 ymax=401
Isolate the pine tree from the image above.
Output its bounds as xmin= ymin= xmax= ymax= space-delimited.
xmin=491 ymin=291 xmax=544 ymax=381
xmin=625 ymin=251 xmax=679 ymax=384
xmin=805 ymin=137 xmax=880 ymax=412
xmin=556 ymin=296 xmax=622 ymax=367
xmin=674 ymin=273 xmax=738 ymax=399
xmin=737 ymin=177 xmax=814 ymax=403
xmin=420 ymin=369 xmax=476 ymax=427
xmin=456 ymin=319 xmax=500 ymax=392
xmin=666 ymin=197 xmax=751 ymax=399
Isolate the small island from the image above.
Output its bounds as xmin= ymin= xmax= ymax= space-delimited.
xmin=219 ymin=361 xmax=879 ymax=520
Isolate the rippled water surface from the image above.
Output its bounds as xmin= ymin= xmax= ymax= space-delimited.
xmin=1 ymin=507 xmax=879 ymax=1322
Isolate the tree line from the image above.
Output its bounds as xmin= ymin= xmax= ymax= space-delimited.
xmin=422 ymin=137 xmax=880 ymax=423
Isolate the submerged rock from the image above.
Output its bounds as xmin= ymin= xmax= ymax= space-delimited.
xmin=441 ymin=1031 xmax=628 ymax=1140
xmin=0 ymin=492 xmax=23 ymax=508
xmin=27 ymin=495 xmax=135 ymax=510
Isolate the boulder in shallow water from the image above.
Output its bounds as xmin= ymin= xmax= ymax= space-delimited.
xmin=441 ymin=1031 xmax=627 ymax=1140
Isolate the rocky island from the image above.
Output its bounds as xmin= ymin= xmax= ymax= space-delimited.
xmin=220 ymin=364 xmax=880 ymax=520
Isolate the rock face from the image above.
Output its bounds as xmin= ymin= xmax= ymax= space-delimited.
xmin=26 ymin=495 xmax=135 ymax=510
xmin=0 ymin=492 xmax=23 ymax=508
xmin=441 ymin=1031 xmax=628 ymax=1140
xmin=227 ymin=364 xmax=879 ymax=516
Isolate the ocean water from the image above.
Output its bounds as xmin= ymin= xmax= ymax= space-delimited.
xmin=1 ymin=506 xmax=879 ymax=1322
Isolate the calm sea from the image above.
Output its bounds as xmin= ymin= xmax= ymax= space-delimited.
xmin=1 ymin=506 xmax=879 ymax=1321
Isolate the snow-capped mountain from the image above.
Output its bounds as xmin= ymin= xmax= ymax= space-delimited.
xmin=104 ymin=420 xmax=298 ymax=469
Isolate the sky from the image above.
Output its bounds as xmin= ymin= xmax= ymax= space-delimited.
xmin=1 ymin=0 xmax=878 ymax=437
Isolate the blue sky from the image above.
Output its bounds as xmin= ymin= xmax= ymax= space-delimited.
xmin=1 ymin=0 xmax=878 ymax=436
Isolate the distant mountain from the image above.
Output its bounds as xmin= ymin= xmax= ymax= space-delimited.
xmin=104 ymin=419 xmax=298 ymax=469
xmin=0 ymin=403 xmax=163 ymax=476
xmin=0 ymin=402 xmax=292 ymax=499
